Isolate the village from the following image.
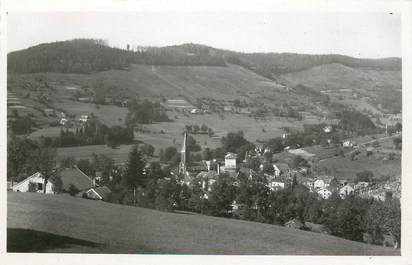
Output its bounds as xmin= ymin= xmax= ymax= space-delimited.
xmin=8 ymin=117 xmax=402 ymax=248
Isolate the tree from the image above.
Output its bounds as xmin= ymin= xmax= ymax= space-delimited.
xmin=193 ymin=124 xmax=200 ymax=134
xmin=140 ymin=143 xmax=155 ymax=157
xmin=161 ymin=146 xmax=178 ymax=162
xmin=208 ymin=174 xmax=237 ymax=217
xmin=187 ymin=136 xmax=201 ymax=152
xmin=393 ymin=137 xmax=402 ymax=150
xmin=290 ymin=155 xmax=309 ymax=169
xmin=60 ymin=156 xmax=76 ymax=168
xmin=355 ymin=170 xmax=373 ymax=183
xmin=202 ymin=148 xmax=212 ymax=161
xmin=395 ymin=122 xmax=402 ymax=132
xmin=123 ymin=145 xmax=146 ymax=204
xmin=77 ymin=159 xmax=95 ymax=177
xmin=7 ymin=137 xmax=37 ymax=184
xmin=31 ymin=147 xmax=57 ymax=193
xmin=221 ymin=131 xmax=249 ymax=153
xmin=266 ymin=137 xmax=284 ymax=153
xmin=201 ymin=124 xmax=208 ymax=133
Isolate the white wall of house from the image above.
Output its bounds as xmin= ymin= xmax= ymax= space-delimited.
xmin=314 ymin=179 xmax=326 ymax=190
xmin=339 ymin=185 xmax=354 ymax=198
xmin=224 ymin=158 xmax=237 ymax=169
xmin=12 ymin=172 xmax=54 ymax=194
xmin=317 ymin=188 xmax=332 ymax=199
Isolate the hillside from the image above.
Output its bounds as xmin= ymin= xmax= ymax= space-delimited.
xmin=279 ymin=63 xmax=402 ymax=113
xmin=7 ymin=192 xmax=399 ymax=255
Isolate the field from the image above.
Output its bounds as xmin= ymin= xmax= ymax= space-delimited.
xmin=56 ymin=144 xmax=135 ymax=164
xmin=57 ymin=100 xmax=128 ymax=127
xmin=142 ymin=111 xmax=303 ymax=148
xmin=7 ymin=192 xmax=399 ymax=255
xmin=318 ymin=155 xmax=401 ymax=181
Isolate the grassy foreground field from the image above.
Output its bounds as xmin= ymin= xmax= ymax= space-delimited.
xmin=7 ymin=192 xmax=399 ymax=255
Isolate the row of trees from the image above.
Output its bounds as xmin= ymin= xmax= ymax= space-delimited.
xmin=185 ymin=124 xmax=214 ymax=136
xmin=54 ymin=123 xmax=134 ymax=148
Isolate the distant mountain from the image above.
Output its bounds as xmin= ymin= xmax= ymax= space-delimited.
xmin=8 ymin=39 xmax=401 ymax=77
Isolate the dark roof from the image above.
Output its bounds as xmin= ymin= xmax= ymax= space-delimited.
xmin=275 ymin=163 xmax=290 ymax=171
xmin=59 ymin=166 xmax=93 ymax=191
xmin=92 ymin=186 xmax=112 ymax=200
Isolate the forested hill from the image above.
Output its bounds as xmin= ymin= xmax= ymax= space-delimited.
xmin=7 ymin=39 xmax=401 ymax=76
xmin=7 ymin=39 xmax=134 ymax=74
xmin=7 ymin=39 xmax=227 ymax=74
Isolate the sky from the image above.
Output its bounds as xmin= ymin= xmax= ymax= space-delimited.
xmin=7 ymin=12 xmax=401 ymax=58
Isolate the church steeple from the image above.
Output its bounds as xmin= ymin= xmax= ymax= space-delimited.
xmin=179 ymin=131 xmax=187 ymax=175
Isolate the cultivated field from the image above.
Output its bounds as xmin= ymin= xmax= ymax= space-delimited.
xmin=7 ymin=192 xmax=399 ymax=255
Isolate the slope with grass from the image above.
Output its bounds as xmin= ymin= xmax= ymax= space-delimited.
xmin=7 ymin=192 xmax=399 ymax=255
xmin=279 ymin=63 xmax=401 ymax=113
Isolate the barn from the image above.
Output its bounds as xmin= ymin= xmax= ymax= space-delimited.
xmin=11 ymin=172 xmax=54 ymax=194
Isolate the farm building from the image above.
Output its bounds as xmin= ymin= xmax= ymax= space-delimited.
xmin=59 ymin=166 xmax=94 ymax=192
xmin=12 ymin=172 xmax=54 ymax=194
xmin=84 ymin=186 xmax=112 ymax=201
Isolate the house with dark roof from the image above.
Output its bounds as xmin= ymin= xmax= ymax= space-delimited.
xmin=284 ymin=218 xmax=306 ymax=230
xmin=84 ymin=186 xmax=112 ymax=201
xmin=59 ymin=166 xmax=94 ymax=192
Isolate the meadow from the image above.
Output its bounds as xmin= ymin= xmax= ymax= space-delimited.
xmin=7 ymin=192 xmax=399 ymax=255
xmin=318 ymin=155 xmax=401 ymax=180
xmin=56 ymin=144 xmax=135 ymax=164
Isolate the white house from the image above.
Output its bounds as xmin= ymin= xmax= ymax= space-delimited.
xmin=323 ymin=125 xmax=332 ymax=133
xmin=224 ymin=153 xmax=237 ymax=171
xmin=317 ymin=188 xmax=332 ymax=199
xmin=190 ymin=109 xmax=201 ymax=114
xmin=314 ymin=179 xmax=326 ymax=190
xmin=355 ymin=181 xmax=370 ymax=190
xmin=12 ymin=172 xmax=54 ymax=194
xmin=273 ymin=164 xmax=281 ymax=177
xmin=60 ymin=118 xmax=68 ymax=125
xmin=340 ymin=185 xmax=355 ymax=199
xmin=268 ymin=180 xmax=285 ymax=191
xmin=79 ymin=115 xmax=89 ymax=122
xmin=342 ymin=140 xmax=353 ymax=147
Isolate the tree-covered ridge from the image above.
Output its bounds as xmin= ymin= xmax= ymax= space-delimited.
xmin=7 ymin=39 xmax=227 ymax=74
xmin=7 ymin=39 xmax=133 ymax=73
xmin=7 ymin=39 xmax=401 ymax=75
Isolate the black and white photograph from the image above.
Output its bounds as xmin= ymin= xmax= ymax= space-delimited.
xmin=2 ymin=0 xmax=411 ymax=261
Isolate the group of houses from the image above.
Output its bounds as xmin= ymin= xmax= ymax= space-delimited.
xmin=176 ymin=130 xmax=399 ymax=205
xmin=9 ymin=165 xmax=112 ymax=201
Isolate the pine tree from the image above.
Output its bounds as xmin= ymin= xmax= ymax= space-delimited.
xmin=123 ymin=145 xmax=146 ymax=203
